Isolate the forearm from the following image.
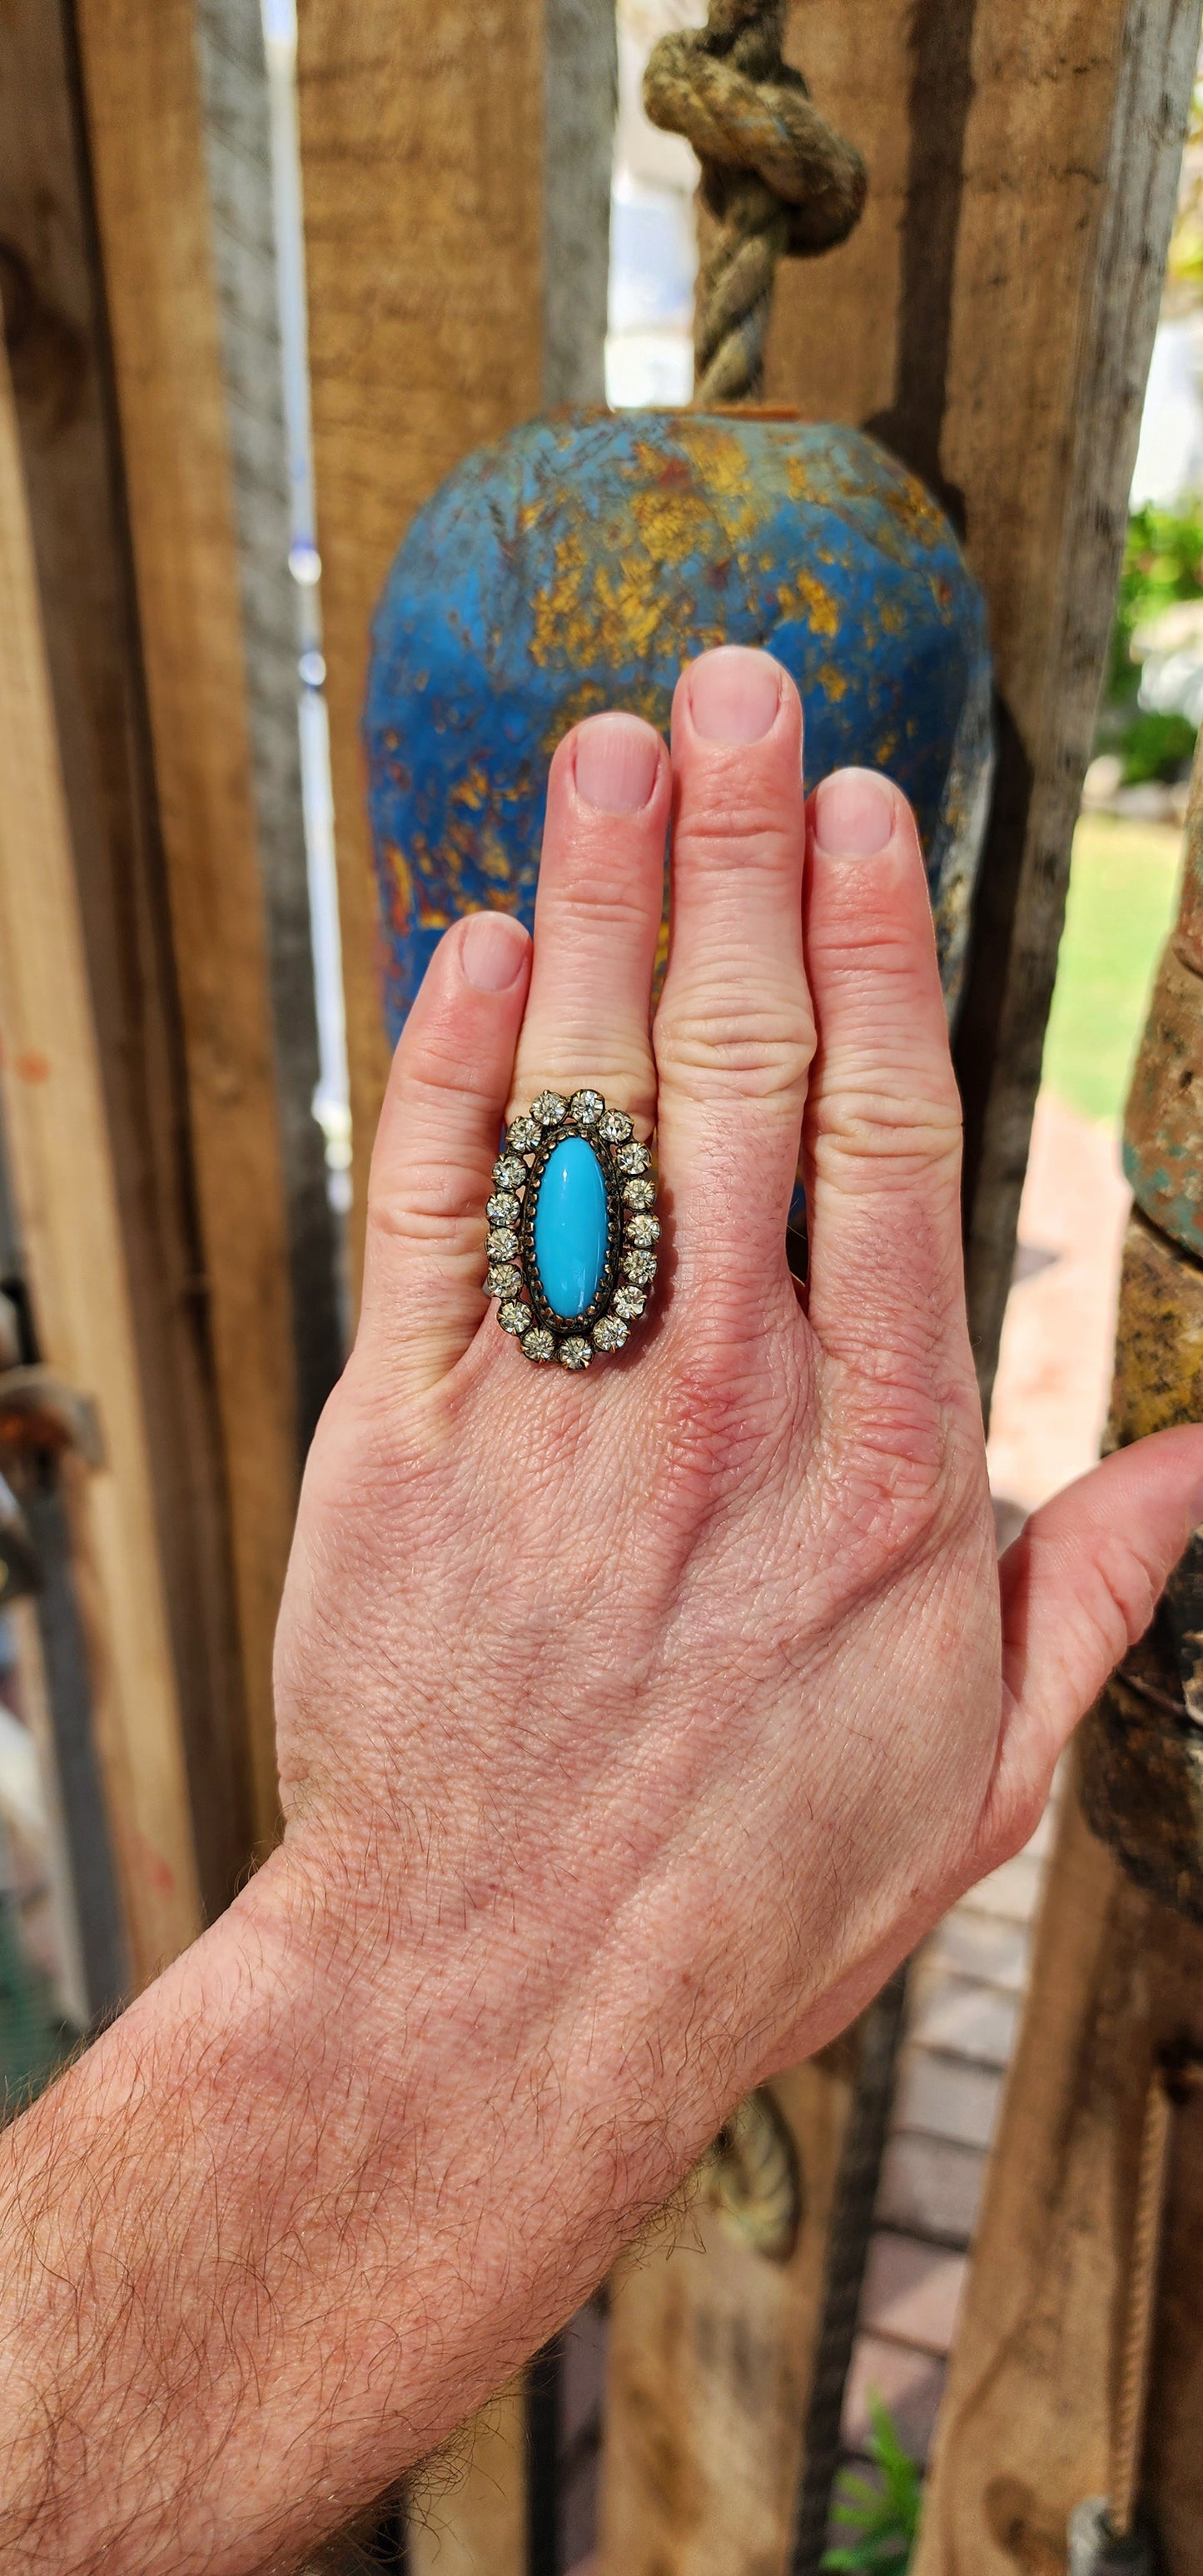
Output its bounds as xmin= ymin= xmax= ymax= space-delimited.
xmin=0 ymin=1838 xmax=687 ymax=2576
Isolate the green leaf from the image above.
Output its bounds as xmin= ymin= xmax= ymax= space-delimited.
xmin=820 ymin=2394 xmax=922 ymax=2575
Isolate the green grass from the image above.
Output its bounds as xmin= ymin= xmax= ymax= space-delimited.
xmin=1039 ymin=814 xmax=1183 ymax=1126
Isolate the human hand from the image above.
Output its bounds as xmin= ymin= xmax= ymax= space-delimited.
xmin=276 ymin=642 xmax=1203 ymax=2223
xmin=8 ymin=645 xmax=1201 ymax=2576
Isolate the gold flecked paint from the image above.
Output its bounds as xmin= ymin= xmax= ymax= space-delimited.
xmin=381 ymin=841 xmax=413 ymax=941
xmin=1106 ymin=1206 xmax=1203 ymax=1449
xmin=775 ymin=569 xmax=841 ymax=636
xmin=367 ymin=412 xmax=992 ymax=1045
xmin=1080 ymin=1211 xmax=1203 ymax=1916
xmin=1174 ymin=759 xmax=1203 ymax=976
xmin=1123 ymin=942 xmax=1203 ymax=1259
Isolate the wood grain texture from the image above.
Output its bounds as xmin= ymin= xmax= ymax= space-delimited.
xmin=914 ymin=1786 xmax=1203 ymax=2575
xmin=75 ymin=0 xmax=303 ymax=1847
xmin=773 ymin=0 xmax=1199 ymax=1407
xmin=407 ymin=2383 xmax=526 ymax=2576
xmin=599 ymin=2047 xmax=858 ymax=2576
xmin=0 ymin=334 xmax=201 ymax=1982
xmin=0 ymin=0 xmax=254 ymax=1917
xmin=766 ymin=0 xmax=910 ymax=430
xmin=194 ymin=0 xmax=344 ymax=1451
xmin=544 ymin=0 xmax=617 ymax=406
xmin=296 ymin=0 xmax=545 ymax=1281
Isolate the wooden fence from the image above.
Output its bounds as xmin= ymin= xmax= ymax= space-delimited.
xmin=0 ymin=0 xmax=1196 ymax=2566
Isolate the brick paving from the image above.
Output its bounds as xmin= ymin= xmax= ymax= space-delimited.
xmin=841 ymin=1797 xmax=1061 ymax=2464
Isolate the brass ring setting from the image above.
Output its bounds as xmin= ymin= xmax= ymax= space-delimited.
xmin=484 ymin=1091 xmax=659 ymax=1369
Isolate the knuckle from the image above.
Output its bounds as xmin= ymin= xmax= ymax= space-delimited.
xmin=827 ymin=1443 xmax=947 ymax=1569
xmin=405 ymin=1036 xmax=500 ymax=1108
xmin=820 ymin=1361 xmax=968 ymax=1569
xmin=969 ymin=1771 xmax=1050 ymax=1892
xmin=1081 ymin=1530 xmax=1162 ymax=1663
xmin=990 ymin=1772 xmax=1050 ymax=1867
xmin=543 ymin=863 xmax=661 ymax=936
xmin=652 ymin=1342 xmax=768 ymax=1508
xmin=813 ymin=1086 xmax=962 ymax=1185
xmin=657 ymin=992 xmax=815 ymax=1102
xmin=367 ymin=1156 xmax=486 ymax=1257
xmin=676 ymin=790 xmax=796 ymax=868
xmin=302 ymin=1357 xmax=440 ymax=1507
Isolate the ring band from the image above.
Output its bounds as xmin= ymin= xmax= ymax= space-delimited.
xmin=484 ymin=1090 xmax=659 ymax=1368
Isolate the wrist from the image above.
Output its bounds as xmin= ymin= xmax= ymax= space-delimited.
xmin=270 ymin=1803 xmax=714 ymax=2275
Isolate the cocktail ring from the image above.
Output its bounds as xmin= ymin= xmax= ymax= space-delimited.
xmin=483 ymin=1090 xmax=659 ymax=1369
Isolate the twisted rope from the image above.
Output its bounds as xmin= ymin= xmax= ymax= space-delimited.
xmin=644 ymin=0 xmax=867 ymax=404
xmin=1108 ymin=2069 xmax=1172 ymax=2539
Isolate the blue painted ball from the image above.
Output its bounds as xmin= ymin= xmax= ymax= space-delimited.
xmin=365 ymin=408 xmax=992 ymax=1047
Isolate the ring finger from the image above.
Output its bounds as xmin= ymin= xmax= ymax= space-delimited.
xmin=508 ymin=712 xmax=669 ymax=1135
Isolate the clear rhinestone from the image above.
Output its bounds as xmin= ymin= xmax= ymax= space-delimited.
xmin=485 ymin=1263 xmax=522 ymax=1300
xmin=487 ymin=1191 xmax=520 ymax=1226
xmin=521 ymin=1328 xmax=555 ymax=1363
xmin=531 ymin=1090 xmax=567 ymax=1127
xmin=493 ymin=1154 xmax=526 ymax=1191
xmin=623 ymin=1179 xmax=655 ymax=1211
xmin=559 ymin=1335 xmax=592 ymax=1370
xmin=569 ymin=1089 xmax=604 ymax=1127
xmin=618 ymin=1141 xmax=651 ymax=1176
xmin=623 ymin=1248 xmax=657 ymax=1286
xmin=614 ymin=1286 xmax=646 ymax=1320
xmin=599 ymin=1108 xmax=634 ymax=1145
xmin=626 ymin=1212 xmax=660 ymax=1248
xmin=506 ymin=1116 xmax=539 ymax=1154
xmin=487 ymin=1226 xmax=519 ymax=1261
xmin=499 ymin=1300 xmax=533 ymax=1336
xmin=593 ymin=1314 xmax=628 ymax=1352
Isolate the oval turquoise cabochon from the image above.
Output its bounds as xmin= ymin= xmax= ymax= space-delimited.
xmin=533 ymin=1137 xmax=609 ymax=1320
xmin=365 ymin=408 xmax=993 ymax=1057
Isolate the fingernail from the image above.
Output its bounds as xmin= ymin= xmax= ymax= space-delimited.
xmin=688 ymin=646 xmax=782 ymax=743
xmin=574 ymin=714 xmax=661 ymax=813
xmin=461 ymin=912 xmax=529 ymax=992
xmin=814 ymin=768 xmax=895 ymax=857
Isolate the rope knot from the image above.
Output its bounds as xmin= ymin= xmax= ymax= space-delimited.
xmin=644 ymin=0 xmax=867 ymax=402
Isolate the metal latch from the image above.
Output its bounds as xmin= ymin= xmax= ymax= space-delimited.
xmin=0 ymin=1355 xmax=106 ymax=1608
xmin=0 ymin=1366 xmax=105 ymax=1470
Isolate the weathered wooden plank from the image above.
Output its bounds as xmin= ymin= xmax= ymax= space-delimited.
xmin=296 ymin=0 xmax=546 ymax=1278
xmin=766 ymin=0 xmax=911 ymax=430
xmin=193 ymin=0 xmax=344 ymax=1450
xmin=773 ymin=0 xmax=1199 ymax=1407
xmin=544 ymin=0 xmax=617 ymax=405
xmin=0 ymin=0 xmax=256 ymax=1917
xmin=918 ymin=749 xmax=1203 ymax=2561
xmin=599 ymin=2046 xmax=860 ymax=2576
xmin=74 ymin=0 xmax=305 ymax=1848
xmin=913 ymin=1783 xmax=1203 ymax=2576
xmin=0 ymin=333 xmax=201 ymax=1982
